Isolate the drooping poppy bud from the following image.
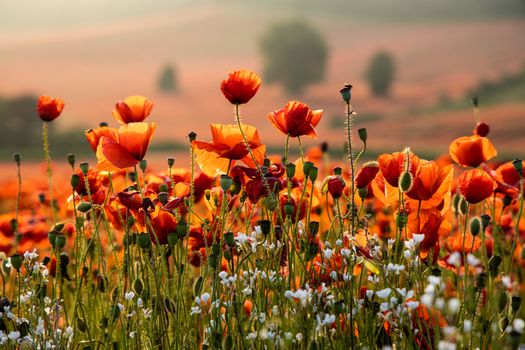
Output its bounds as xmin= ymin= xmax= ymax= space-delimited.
xmin=474 ymin=122 xmax=490 ymax=137
xmin=37 ymin=95 xmax=65 ymax=122
xmin=355 ymin=161 xmax=379 ymax=189
xmin=327 ymin=176 xmax=346 ymax=199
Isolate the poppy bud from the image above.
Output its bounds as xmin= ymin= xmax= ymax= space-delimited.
xmin=398 ymin=171 xmax=413 ymax=193
xmin=38 ymin=193 xmax=46 ymax=204
xmin=158 ymin=192 xmax=169 ymax=205
xmin=167 ymin=232 xmax=177 ymax=247
xmin=358 ymin=128 xmax=367 ymax=143
xmin=333 ymin=167 xmax=342 ymax=176
xmin=303 ymin=161 xmax=314 ymax=178
xmin=222 ymin=335 xmax=234 ymax=350
xmin=70 ymin=174 xmax=80 ymax=189
xmin=513 ymin=158 xmax=523 ymax=175
xmin=321 ymin=142 xmax=329 ymax=153
xmin=127 ymin=216 xmax=135 ymax=228
xmin=211 ymin=243 xmax=221 ymax=256
xmin=76 ymin=202 xmax=92 ymax=213
xmin=475 ymin=272 xmax=487 ymax=290
xmin=309 ymin=221 xmax=319 ymax=237
xmin=309 ymin=166 xmax=318 ymax=182
xmin=55 ymin=235 xmax=66 ymax=250
xmin=309 ymin=339 xmax=319 ymax=350
xmin=396 ymin=213 xmax=408 ymax=229
xmin=139 ymin=159 xmax=147 ymax=172
xmin=137 ymin=233 xmax=151 ymax=250
xmin=223 ymin=248 xmax=233 ymax=260
xmin=66 ymin=153 xmax=75 ymax=168
xmin=10 ymin=219 xmax=17 ymax=233
xmin=327 ymin=177 xmax=345 ymax=199
xmin=99 ymin=122 xmax=108 ymax=127
xmin=13 ymin=153 xmax=21 ymax=165
xmin=167 ymin=157 xmax=175 ymax=168
xmin=208 ymin=254 xmax=218 ymax=269
xmin=286 ymin=163 xmax=296 ymax=178
xmin=79 ymin=162 xmax=89 ymax=176
xmin=188 ymin=132 xmax=197 ymax=142
xmin=358 ymin=187 xmax=368 ymax=200
xmin=334 ymin=300 xmax=344 ymax=314
xmin=474 ymin=122 xmax=490 ymax=137
xmin=159 ymin=184 xmax=169 ymax=193
xmin=452 ymin=194 xmax=460 ymax=214
xmin=258 ymin=220 xmax=271 ymax=236
xmin=263 ymin=157 xmax=271 ymax=168
xmin=10 ymin=254 xmax=22 ymax=271
xmin=129 ymin=172 xmax=137 ymax=183
xmin=284 ymin=203 xmax=294 ymax=217
xmin=340 ymin=84 xmax=352 ymax=103
xmin=205 ymin=189 xmax=211 ymax=201
xmin=470 ymin=217 xmax=481 ymax=236
xmin=488 ymin=255 xmax=502 ymax=277
xmin=480 ymin=214 xmax=491 ymax=231
xmin=224 ymin=231 xmax=235 ymax=248
xmin=176 ymin=221 xmax=188 ymax=239
xmin=502 ymin=195 xmax=512 ymax=207
xmin=512 ymin=296 xmax=522 ymax=313
xmin=458 ymin=197 xmax=468 ymax=216
xmin=472 ymin=96 xmax=479 ymax=107
xmin=220 ymin=175 xmax=232 ymax=191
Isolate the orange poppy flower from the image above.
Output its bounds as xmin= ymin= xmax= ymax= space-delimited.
xmin=457 ymin=168 xmax=497 ymax=204
xmin=378 ymin=150 xmax=420 ymax=187
xmin=267 ymin=100 xmax=323 ymax=138
xmin=449 ymin=135 xmax=497 ymax=167
xmin=220 ymin=70 xmax=262 ymax=105
xmin=192 ymin=124 xmax=266 ymax=177
xmin=112 ymin=95 xmax=154 ymax=124
xmin=406 ymin=161 xmax=453 ymax=202
xmin=406 ymin=208 xmax=444 ymax=257
xmin=97 ymin=122 xmax=156 ymax=170
xmin=85 ymin=125 xmax=118 ymax=152
xmin=496 ymin=160 xmax=524 ymax=188
xmin=37 ymin=95 xmax=65 ymax=122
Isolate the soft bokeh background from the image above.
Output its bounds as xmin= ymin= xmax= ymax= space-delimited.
xmin=1 ymin=0 xmax=524 ymax=173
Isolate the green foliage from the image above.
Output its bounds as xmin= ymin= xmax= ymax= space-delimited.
xmin=158 ymin=64 xmax=178 ymax=93
xmin=366 ymin=51 xmax=396 ymax=97
xmin=260 ymin=19 xmax=328 ymax=95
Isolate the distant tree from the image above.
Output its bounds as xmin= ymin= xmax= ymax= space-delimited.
xmin=260 ymin=19 xmax=328 ymax=95
xmin=158 ymin=64 xmax=178 ymax=93
xmin=366 ymin=52 xmax=395 ymax=97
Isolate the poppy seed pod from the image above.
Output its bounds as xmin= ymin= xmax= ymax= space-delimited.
xmin=398 ymin=171 xmax=413 ymax=193
xmin=480 ymin=214 xmax=491 ymax=231
xmin=167 ymin=232 xmax=178 ymax=247
xmin=224 ymin=231 xmax=235 ymax=248
xmin=303 ymin=161 xmax=314 ymax=178
xmin=76 ymin=202 xmax=92 ymax=213
xmin=167 ymin=157 xmax=175 ymax=168
xmin=458 ymin=197 xmax=468 ymax=216
xmin=220 ymin=175 xmax=233 ymax=191
xmin=133 ymin=278 xmax=144 ymax=295
xmin=284 ymin=203 xmax=294 ymax=217
xmin=258 ymin=220 xmax=272 ymax=236
xmin=340 ymin=84 xmax=352 ymax=103
xmin=488 ymin=255 xmax=502 ymax=278
xmin=137 ymin=233 xmax=151 ymax=250
xmin=309 ymin=166 xmax=318 ymax=182
xmin=333 ymin=167 xmax=342 ymax=176
xmin=71 ymin=174 xmax=80 ymax=188
xmin=67 ymin=153 xmax=75 ymax=168
xmin=158 ymin=192 xmax=169 ymax=205
xmin=79 ymin=162 xmax=89 ymax=176
xmin=13 ymin=153 xmax=21 ymax=165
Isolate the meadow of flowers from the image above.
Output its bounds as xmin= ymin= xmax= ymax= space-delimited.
xmin=0 ymin=70 xmax=524 ymax=349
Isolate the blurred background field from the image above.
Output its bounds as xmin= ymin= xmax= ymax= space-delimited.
xmin=0 ymin=0 xmax=524 ymax=172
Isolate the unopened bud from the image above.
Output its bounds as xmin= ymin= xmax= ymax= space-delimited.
xmin=511 ymin=296 xmax=522 ymax=313
xmin=309 ymin=221 xmax=319 ymax=237
xmin=139 ymin=159 xmax=147 ymax=172
xmin=167 ymin=157 xmax=175 ymax=168
xmin=258 ymin=220 xmax=272 ymax=236
xmin=488 ymin=255 xmax=502 ymax=278
xmin=55 ymin=235 xmax=66 ymax=250
xmin=220 ymin=175 xmax=232 ymax=191
xmin=309 ymin=166 xmax=318 ymax=182
xmin=76 ymin=202 xmax=92 ymax=213
xmin=459 ymin=197 xmax=468 ymax=216
xmin=358 ymin=128 xmax=367 ymax=143
xmin=10 ymin=254 xmax=22 ymax=271
xmin=513 ymin=159 xmax=523 ymax=176
xmin=333 ymin=167 xmax=342 ymax=176
xmin=224 ymin=231 xmax=235 ymax=248
xmin=158 ymin=192 xmax=169 ymax=205
xmin=71 ymin=174 xmax=80 ymax=188
xmin=480 ymin=214 xmax=491 ymax=231
xmin=137 ymin=233 xmax=151 ymax=250
xmin=286 ymin=163 xmax=296 ymax=178
xmin=133 ymin=278 xmax=144 ymax=295
xmin=470 ymin=217 xmax=481 ymax=236
xmin=13 ymin=153 xmax=21 ymax=165
xmin=284 ymin=203 xmax=294 ymax=216
xmin=502 ymin=195 xmax=512 ymax=207
xmin=188 ymin=132 xmax=197 ymax=142
xmin=398 ymin=171 xmax=413 ymax=193
xmin=474 ymin=122 xmax=490 ymax=137
xmin=303 ymin=161 xmax=314 ymax=178
xmin=99 ymin=122 xmax=108 ymax=127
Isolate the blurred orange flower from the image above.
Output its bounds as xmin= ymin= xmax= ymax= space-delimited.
xmin=192 ymin=124 xmax=266 ymax=177
xmin=457 ymin=168 xmax=497 ymax=204
xmin=37 ymin=95 xmax=65 ymax=122
xmin=97 ymin=122 xmax=156 ymax=170
xmin=267 ymin=100 xmax=323 ymax=138
xmin=449 ymin=135 xmax=497 ymax=167
xmin=113 ymin=95 xmax=154 ymax=124
xmin=220 ymin=70 xmax=262 ymax=105
xmin=406 ymin=161 xmax=453 ymax=202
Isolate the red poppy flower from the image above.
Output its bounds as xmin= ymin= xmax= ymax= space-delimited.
xmin=220 ymin=70 xmax=262 ymax=105
xmin=97 ymin=122 xmax=156 ymax=170
xmin=378 ymin=151 xmax=420 ymax=188
xmin=267 ymin=101 xmax=323 ymax=138
xmin=355 ymin=161 xmax=380 ymax=189
xmin=457 ymin=168 xmax=497 ymax=204
xmin=192 ymin=124 xmax=266 ymax=177
xmin=37 ymin=95 xmax=65 ymax=122
xmin=112 ymin=95 xmax=154 ymax=124
xmin=449 ymin=135 xmax=497 ymax=167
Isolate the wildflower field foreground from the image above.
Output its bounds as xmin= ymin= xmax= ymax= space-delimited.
xmin=0 ymin=70 xmax=524 ymax=350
